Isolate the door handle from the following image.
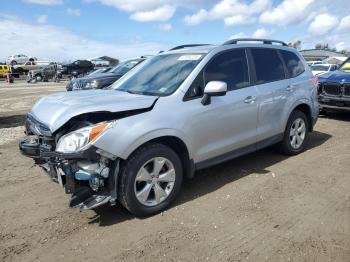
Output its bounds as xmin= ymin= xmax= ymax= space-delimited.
xmin=286 ymin=85 xmax=294 ymax=91
xmin=244 ymin=96 xmax=256 ymax=104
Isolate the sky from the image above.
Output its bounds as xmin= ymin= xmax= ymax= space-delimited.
xmin=1 ymin=0 xmax=350 ymax=62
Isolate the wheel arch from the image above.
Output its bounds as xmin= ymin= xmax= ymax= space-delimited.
xmin=288 ymin=102 xmax=313 ymax=132
xmin=123 ymin=134 xmax=194 ymax=179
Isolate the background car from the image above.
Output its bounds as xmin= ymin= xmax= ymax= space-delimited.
xmin=26 ymin=63 xmax=61 ymax=83
xmin=340 ymin=60 xmax=350 ymax=73
xmin=66 ymin=58 xmax=145 ymax=91
xmin=317 ymin=57 xmax=350 ymax=113
xmin=60 ymin=60 xmax=94 ymax=76
xmin=12 ymin=61 xmax=50 ymax=74
xmin=311 ymin=64 xmax=338 ymax=76
xmin=307 ymin=60 xmax=326 ymax=67
xmin=6 ymin=54 xmax=37 ymax=65
xmin=0 ymin=64 xmax=11 ymax=77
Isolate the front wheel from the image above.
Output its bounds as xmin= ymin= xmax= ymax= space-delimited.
xmin=35 ymin=75 xmax=42 ymax=82
xmin=279 ymin=110 xmax=309 ymax=155
xmin=118 ymin=143 xmax=183 ymax=217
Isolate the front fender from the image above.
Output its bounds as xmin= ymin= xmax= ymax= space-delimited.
xmin=91 ymin=112 xmax=191 ymax=160
xmin=93 ymin=127 xmax=190 ymax=160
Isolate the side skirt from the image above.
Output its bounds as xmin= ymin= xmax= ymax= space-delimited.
xmin=194 ymin=133 xmax=283 ymax=171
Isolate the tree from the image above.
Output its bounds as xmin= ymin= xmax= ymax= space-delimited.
xmin=315 ymin=43 xmax=322 ymax=49
xmin=289 ymin=40 xmax=302 ymax=50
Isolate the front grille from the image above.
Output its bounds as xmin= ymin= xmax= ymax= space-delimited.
xmin=73 ymin=80 xmax=86 ymax=90
xmin=344 ymin=85 xmax=350 ymax=97
xmin=322 ymin=83 xmax=342 ymax=96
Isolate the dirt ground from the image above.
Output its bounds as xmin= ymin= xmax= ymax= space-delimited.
xmin=0 ymin=81 xmax=349 ymax=262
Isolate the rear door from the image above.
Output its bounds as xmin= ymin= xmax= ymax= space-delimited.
xmin=184 ymin=48 xmax=259 ymax=163
xmin=249 ymin=48 xmax=289 ymax=143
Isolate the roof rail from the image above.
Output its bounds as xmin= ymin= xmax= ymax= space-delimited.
xmin=223 ymin=38 xmax=288 ymax=46
xmin=168 ymin=44 xmax=211 ymax=51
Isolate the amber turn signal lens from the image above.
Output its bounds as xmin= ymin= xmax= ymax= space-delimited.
xmin=89 ymin=123 xmax=109 ymax=142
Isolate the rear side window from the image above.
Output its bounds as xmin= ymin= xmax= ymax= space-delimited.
xmin=205 ymin=49 xmax=250 ymax=91
xmin=0 ymin=66 xmax=3 ymax=70
xmin=280 ymin=50 xmax=305 ymax=78
xmin=251 ymin=48 xmax=285 ymax=84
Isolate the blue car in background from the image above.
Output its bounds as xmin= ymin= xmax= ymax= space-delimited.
xmin=318 ymin=58 xmax=350 ymax=113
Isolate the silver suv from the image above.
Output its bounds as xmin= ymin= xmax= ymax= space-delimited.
xmin=19 ymin=39 xmax=319 ymax=216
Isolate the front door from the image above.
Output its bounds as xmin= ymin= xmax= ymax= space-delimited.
xmin=183 ymin=49 xmax=259 ymax=164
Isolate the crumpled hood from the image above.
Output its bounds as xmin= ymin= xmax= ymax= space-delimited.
xmin=318 ymin=70 xmax=350 ymax=83
xmin=30 ymin=89 xmax=158 ymax=133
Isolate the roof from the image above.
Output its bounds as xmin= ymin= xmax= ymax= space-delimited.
xmin=165 ymin=43 xmax=294 ymax=55
xmin=165 ymin=45 xmax=217 ymax=54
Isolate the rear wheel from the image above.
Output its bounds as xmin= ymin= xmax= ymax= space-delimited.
xmin=118 ymin=143 xmax=183 ymax=217
xmin=279 ymin=110 xmax=309 ymax=155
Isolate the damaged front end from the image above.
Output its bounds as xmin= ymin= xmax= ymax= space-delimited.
xmin=19 ymin=114 xmax=120 ymax=210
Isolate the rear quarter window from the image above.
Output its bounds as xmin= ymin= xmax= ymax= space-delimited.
xmin=280 ymin=50 xmax=305 ymax=78
xmin=251 ymin=48 xmax=285 ymax=84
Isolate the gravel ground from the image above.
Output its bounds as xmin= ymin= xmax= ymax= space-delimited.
xmin=0 ymin=82 xmax=349 ymax=262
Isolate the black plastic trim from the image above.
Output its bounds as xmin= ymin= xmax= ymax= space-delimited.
xmin=223 ymin=38 xmax=287 ymax=46
xmin=19 ymin=139 xmax=99 ymax=161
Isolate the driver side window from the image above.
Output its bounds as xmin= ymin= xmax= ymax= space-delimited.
xmin=184 ymin=48 xmax=250 ymax=100
xmin=205 ymin=49 xmax=250 ymax=91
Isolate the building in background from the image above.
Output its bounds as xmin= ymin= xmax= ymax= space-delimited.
xmin=300 ymin=49 xmax=348 ymax=63
xmin=89 ymin=56 xmax=119 ymax=67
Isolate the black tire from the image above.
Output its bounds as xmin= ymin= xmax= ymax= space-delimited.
xmin=118 ymin=143 xmax=183 ymax=217
xmin=35 ymin=74 xmax=42 ymax=82
xmin=279 ymin=110 xmax=309 ymax=155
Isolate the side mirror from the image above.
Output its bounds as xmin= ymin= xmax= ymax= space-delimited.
xmin=201 ymin=81 xmax=227 ymax=105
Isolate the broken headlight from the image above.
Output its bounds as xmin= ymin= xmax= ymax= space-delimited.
xmin=56 ymin=122 xmax=110 ymax=153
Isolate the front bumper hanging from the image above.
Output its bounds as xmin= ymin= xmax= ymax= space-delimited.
xmin=19 ymin=138 xmax=120 ymax=211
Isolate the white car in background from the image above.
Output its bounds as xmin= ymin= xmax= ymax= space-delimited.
xmin=311 ymin=64 xmax=338 ymax=76
xmin=307 ymin=61 xmax=326 ymax=67
xmin=6 ymin=54 xmax=37 ymax=65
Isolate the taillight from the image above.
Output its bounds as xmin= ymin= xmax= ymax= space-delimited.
xmin=311 ymin=75 xmax=318 ymax=88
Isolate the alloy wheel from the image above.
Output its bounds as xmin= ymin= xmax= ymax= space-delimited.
xmin=134 ymin=157 xmax=176 ymax=207
xmin=289 ymin=118 xmax=306 ymax=149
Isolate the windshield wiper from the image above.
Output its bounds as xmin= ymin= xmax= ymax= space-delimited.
xmin=126 ymin=90 xmax=141 ymax=95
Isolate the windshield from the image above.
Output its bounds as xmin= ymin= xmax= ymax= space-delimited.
xmin=112 ymin=53 xmax=204 ymax=96
xmin=88 ymin=69 xmax=103 ymax=76
xmin=311 ymin=65 xmax=329 ymax=71
xmin=110 ymin=59 xmax=142 ymax=75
